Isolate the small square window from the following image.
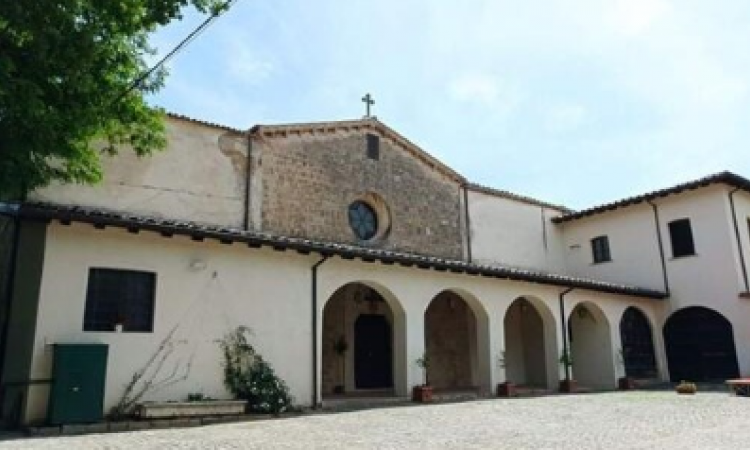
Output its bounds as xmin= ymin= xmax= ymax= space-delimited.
xmin=591 ymin=236 xmax=611 ymax=263
xmin=83 ymin=268 xmax=156 ymax=332
xmin=668 ymin=218 xmax=695 ymax=257
xmin=366 ymin=133 xmax=379 ymax=160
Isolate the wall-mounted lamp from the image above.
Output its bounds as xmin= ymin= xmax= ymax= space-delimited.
xmin=189 ymin=259 xmax=208 ymax=272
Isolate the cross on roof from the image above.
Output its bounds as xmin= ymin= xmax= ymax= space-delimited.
xmin=362 ymin=93 xmax=375 ymax=118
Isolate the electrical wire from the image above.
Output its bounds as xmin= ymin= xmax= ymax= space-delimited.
xmin=113 ymin=0 xmax=240 ymax=105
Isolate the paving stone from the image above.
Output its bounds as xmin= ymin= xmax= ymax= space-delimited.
xmin=4 ymin=392 xmax=750 ymax=449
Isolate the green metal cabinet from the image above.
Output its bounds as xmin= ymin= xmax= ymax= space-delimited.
xmin=47 ymin=343 xmax=108 ymax=425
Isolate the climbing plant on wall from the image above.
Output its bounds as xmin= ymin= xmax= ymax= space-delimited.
xmin=219 ymin=326 xmax=293 ymax=414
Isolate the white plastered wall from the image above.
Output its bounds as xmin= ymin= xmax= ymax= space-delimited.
xmin=24 ymin=222 xmax=666 ymax=423
xmin=467 ymin=190 xmax=567 ymax=273
xmin=30 ymin=118 xmax=247 ymax=228
xmin=316 ymin=257 xmax=664 ymax=400
xmin=26 ymin=223 xmax=313 ymax=423
xmin=558 ymin=185 xmax=750 ymax=378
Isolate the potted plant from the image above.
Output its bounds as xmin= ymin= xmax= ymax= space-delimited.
xmin=675 ymin=380 xmax=697 ymax=395
xmin=333 ymin=335 xmax=348 ymax=394
xmin=412 ymin=353 xmax=433 ymax=403
xmin=616 ymin=348 xmax=636 ymax=390
xmin=559 ymin=349 xmax=577 ymax=393
xmin=495 ymin=350 xmax=515 ymax=397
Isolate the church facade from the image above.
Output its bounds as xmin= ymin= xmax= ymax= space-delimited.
xmin=1 ymin=113 xmax=749 ymax=425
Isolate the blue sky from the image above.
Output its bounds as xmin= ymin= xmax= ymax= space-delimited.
xmin=148 ymin=0 xmax=750 ymax=210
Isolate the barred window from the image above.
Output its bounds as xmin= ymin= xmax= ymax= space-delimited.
xmin=591 ymin=236 xmax=611 ymax=264
xmin=83 ymin=268 xmax=156 ymax=332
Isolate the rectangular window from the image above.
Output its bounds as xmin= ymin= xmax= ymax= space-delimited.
xmin=366 ymin=133 xmax=380 ymax=160
xmin=668 ymin=218 xmax=695 ymax=257
xmin=83 ymin=268 xmax=156 ymax=332
xmin=591 ymin=235 xmax=611 ymax=263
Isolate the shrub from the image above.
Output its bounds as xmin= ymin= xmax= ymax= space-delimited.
xmin=676 ymin=380 xmax=697 ymax=394
xmin=219 ymin=326 xmax=293 ymax=414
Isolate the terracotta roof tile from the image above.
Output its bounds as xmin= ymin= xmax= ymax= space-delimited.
xmin=0 ymin=202 xmax=666 ymax=299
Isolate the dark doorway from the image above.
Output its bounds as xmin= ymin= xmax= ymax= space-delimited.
xmin=664 ymin=307 xmax=739 ymax=382
xmin=355 ymin=314 xmax=393 ymax=389
xmin=620 ymin=307 xmax=657 ymax=378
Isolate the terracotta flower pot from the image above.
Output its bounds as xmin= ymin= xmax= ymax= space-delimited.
xmin=559 ymin=379 xmax=577 ymax=393
xmin=496 ymin=381 xmax=516 ymax=397
xmin=618 ymin=377 xmax=636 ymax=391
xmin=675 ymin=381 xmax=697 ymax=395
xmin=412 ymin=385 xmax=433 ymax=403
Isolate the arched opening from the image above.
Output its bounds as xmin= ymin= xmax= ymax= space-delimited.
xmin=569 ymin=302 xmax=614 ymax=389
xmin=664 ymin=306 xmax=739 ymax=382
xmin=503 ymin=297 xmax=556 ymax=389
xmin=424 ymin=291 xmax=481 ymax=391
xmin=322 ymin=282 xmax=404 ymax=396
xmin=619 ymin=307 xmax=658 ymax=379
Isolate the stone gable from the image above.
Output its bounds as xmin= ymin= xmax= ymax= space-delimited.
xmin=249 ymin=127 xmax=464 ymax=259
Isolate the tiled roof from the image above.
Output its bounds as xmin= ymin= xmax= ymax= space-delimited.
xmin=0 ymin=202 xmax=666 ymax=299
xmin=467 ymin=183 xmax=571 ymax=212
xmin=553 ymin=171 xmax=750 ymax=223
xmin=165 ymin=112 xmax=244 ymax=134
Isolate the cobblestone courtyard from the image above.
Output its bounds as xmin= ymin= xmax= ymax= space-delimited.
xmin=3 ymin=391 xmax=750 ymax=449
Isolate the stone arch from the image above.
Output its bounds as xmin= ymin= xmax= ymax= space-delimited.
xmin=663 ymin=306 xmax=739 ymax=382
xmin=503 ymin=296 xmax=558 ymax=390
xmin=321 ymin=281 xmax=407 ymax=397
xmin=423 ymin=289 xmax=490 ymax=392
xmin=619 ymin=306 xmax=658 ymax=379
xmin=568 ymin=301 xmax=615 ymax=389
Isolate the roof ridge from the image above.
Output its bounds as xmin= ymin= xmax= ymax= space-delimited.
xmin=467 ymin=182 xmax=571 ymax=212
xmin=554 ymin=171 xmax=749 ymax=223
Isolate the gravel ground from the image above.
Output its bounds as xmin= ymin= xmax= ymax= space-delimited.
xmin=3 ymin=391 xmax=750 ymax=449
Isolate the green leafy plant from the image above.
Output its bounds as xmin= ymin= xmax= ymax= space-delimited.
xmin=559 ymin=349 xmax=573 ymax=367
xmin=0 ymin=0 xmax=231 ymax=199
xmin=219 ymin=326 xmax=293 ymax=414
xmin=497 ymin=350 xmax=506 ymax=369
xmin=416 ymin=353 xmax=431 ymax=386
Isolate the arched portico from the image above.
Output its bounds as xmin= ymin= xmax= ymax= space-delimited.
xmin=664 ymin=306 xmax=739 ymax=382
xmin=503 ymin=296 xmax=558 ymax=390
xmin=424 ymin=289 xmax=490 ymax=392
xmin=321 ymin=282 xmax=407 ymax=397
xmin=568 ymin=301 xmax=615 ymax=389
xmin=619 ymin=306 xmax=658 ymax=379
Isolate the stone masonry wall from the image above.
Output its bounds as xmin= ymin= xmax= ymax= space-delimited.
xmin=425 ymin=291 xmax=475 ymax=389
xmin=250 ymin=129 xmax=463 ymax=259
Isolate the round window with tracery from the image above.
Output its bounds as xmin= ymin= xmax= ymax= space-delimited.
xmin=348 ymin=201 xmax=378 ymax=241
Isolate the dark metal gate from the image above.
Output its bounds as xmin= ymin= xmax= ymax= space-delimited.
xmin=664 ymin=307 xmax=739 ymax=382
xmin=620 ymin=307 xmax=657 ymax=378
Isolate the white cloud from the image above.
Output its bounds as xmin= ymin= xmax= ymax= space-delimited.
xmin=611 ymin=0 xmax=673 ymax=36
xmin=449 ymin=73 xmax=501 ymax=105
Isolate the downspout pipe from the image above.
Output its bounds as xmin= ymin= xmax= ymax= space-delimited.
xmin=558 ymin=287 xmax=574 ymax=382
xmin=462 ymin=184 xmax=472 ymax=263
xmin=728 ymin=188 xmax=750 ymax=293
xmin=0 ymin=209 xmax=21 ymax=396
xmin=647 ymin=200 xmax=670 ymax=295
xmin=311 ymin=255 xmax=330 ymax=409
xmin=243 ymin=132 xmax=253 ymax=231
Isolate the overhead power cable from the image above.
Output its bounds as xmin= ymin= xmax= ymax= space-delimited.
xmin=113 ymin=0 xmax=240 ymax=105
